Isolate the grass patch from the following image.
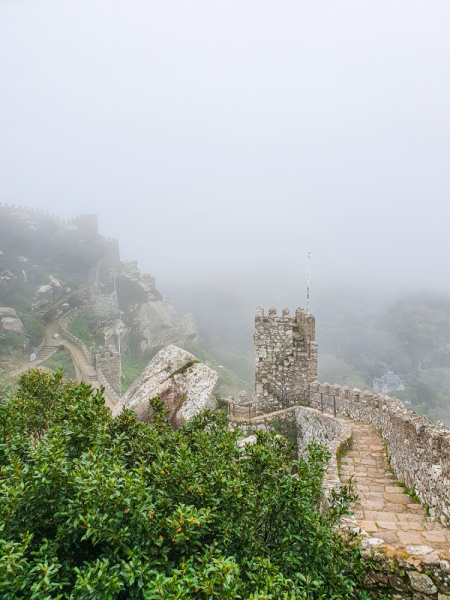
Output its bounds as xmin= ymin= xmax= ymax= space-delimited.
xmin=172 ymin=360 xmax=200 ymax=377
xmin=43 ymin=348 xmax=76 ymax=380
xmin=121 ymin=352 xmax=148 ymax=394
xmin=396 ymin=481 xmax=420 ymax=504
xmin=69 ymin=315 xmax=102 ymax=347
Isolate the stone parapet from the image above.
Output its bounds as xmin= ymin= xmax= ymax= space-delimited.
xmin=230 ymin=401 xmax=450 ymax=598
xmin=59 ymin=307 xmax=92 ymax=364
xmin=97 ymin=368 xmax=121 ymax=406
xmin=355 ymin=539 xmax=450 ymax=599
xmin=95 ymin=348 xmax=121 ymax=397
xmin=229 ymin=404 xmax=351 ymax=501
xmin=312 ymin=381 xmax=450 ymax=525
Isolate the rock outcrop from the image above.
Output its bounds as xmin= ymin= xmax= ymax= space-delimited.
xmin=88 ymin=253 xmax=197 ymax=353
xmin=113 ymin=345 xmax=218 ymax=428
xmin=181 ymin=313 xmax=198 ymax=343
xmin=97 ymin=317 xmax=130 ymax=352
xmin=0 ymin=307 xmax=25 ymax=335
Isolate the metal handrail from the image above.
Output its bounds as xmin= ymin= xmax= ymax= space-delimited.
xmin=33 ymin=338 xmax=46 ymax=355
xmin=228 ymin=388 xmax=336 ymax=420
xmin=30 ymin=338 xmax=46 ymax=362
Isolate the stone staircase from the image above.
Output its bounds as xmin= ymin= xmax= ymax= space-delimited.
xmin=35 ymin=345 xmax=57 ymax=361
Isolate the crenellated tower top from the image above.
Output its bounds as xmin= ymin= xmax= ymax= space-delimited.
xmin=254 ymin=306 xmax=317 ymax=399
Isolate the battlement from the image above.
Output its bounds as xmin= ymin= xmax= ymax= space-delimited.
xmin=254 ymin=306 xmax=317 ymax=398
xmin=0 ymin=202 xmax=119 ymax=245
xmin=255 ymin=305 xmax=315 ymax=340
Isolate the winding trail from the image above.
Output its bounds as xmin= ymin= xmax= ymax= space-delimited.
xmin=340 ymin=419 xmax=450 ymax=550
xmin=10 ymin=319 xmax=116 ymax=410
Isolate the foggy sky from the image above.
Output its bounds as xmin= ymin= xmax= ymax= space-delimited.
xmin=1 ymin=0 xmax=450 ymax=308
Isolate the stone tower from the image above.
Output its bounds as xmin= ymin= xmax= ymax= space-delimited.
xmin=254 ymin=306 xmax=317 ymax=399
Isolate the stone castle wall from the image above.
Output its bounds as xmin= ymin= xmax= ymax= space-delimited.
xmin=230 ymin=391 xmax=450 ymax=599
xmin=95 ymin=348 xmax=121 ymax=396
xmin=307 ymin=378 xmax=450 ymax=525
xmin=229 ymin=404 xmax=351 ymax=505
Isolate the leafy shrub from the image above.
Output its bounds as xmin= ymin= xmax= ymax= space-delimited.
xmin=0 ymin=330 xmax=23 ymax=358
xmin=0 ymin=369 xmax=364 ymax=599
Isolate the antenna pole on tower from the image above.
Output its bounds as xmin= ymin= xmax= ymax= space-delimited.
xmin=306 ymin=251 xmax=311 ymax=313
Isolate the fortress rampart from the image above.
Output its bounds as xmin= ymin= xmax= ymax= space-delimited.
xmin=253 ymin=305 xmax=450 ymax=525
xmin=0 ymin=202 xmax=119 ymax=245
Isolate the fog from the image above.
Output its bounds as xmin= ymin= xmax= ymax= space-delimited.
xmin=1 ymin=0 xmax=450 ymax=310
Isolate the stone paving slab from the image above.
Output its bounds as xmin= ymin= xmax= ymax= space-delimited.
xmin=339 ymin=419 xmax=450 ymax=550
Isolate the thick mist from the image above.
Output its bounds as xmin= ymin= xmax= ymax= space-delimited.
xmin=1 ymin=0 xmax=450 ymax=298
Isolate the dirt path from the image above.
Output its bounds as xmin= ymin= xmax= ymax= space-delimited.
xmin=340 ymin=420 xmax=450 ymax=549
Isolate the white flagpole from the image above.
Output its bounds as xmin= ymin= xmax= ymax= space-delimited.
xmin=306 ymin=251 xmax=311 ymax=313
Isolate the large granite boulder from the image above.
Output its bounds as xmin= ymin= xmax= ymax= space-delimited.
xmin=134 ymin=301 xmax=184 ymax=352
xmin=0 ymin=307 xmax=25 ymax=335
xmin=32 ymin=276 xmax=63 ymax=310
xmin=113 ymin=345 xmax=218 ymax=428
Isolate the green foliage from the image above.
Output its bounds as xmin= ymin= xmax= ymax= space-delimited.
xmin=43 ymin=348 xmax=77 ymax=380
xmin=22 ymin=315 xmax=45 ymax=346
xmin=69 ymin=315 xmax=102 ymax=347
xmin=0 ymin=330 xmax=23 ymax=358
xmin=0 ymin=369 xmax=365 ymax=599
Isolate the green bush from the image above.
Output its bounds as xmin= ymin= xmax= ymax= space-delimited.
xmin=0 ymin=369 xmax=364 ymax=599
xmin=0 ymin=330 xmax=23 ymax=358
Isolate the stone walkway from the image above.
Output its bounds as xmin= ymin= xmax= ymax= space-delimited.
xmin=339 ymin=420 xmax=450 ymax=550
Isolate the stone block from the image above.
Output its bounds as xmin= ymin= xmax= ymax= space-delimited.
xmin=398 ymin=522 xmax=425 ymax=531
xmin=384 ymin=493 xmax=411 ymax=505
xmin=398 ymin=532 xmax=425 ymax=545
xmin=377 ymin=521 xmax=398 ymax=530
xmin=376 ymin=531 xmax=399 ymax=544
xmin=408 ymin=571 xmax=437 ymax=595
xmin=423 ymin=531 xmax=447 ymax=543
xmin=358 ymin=520 xmax=378 ymax=532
